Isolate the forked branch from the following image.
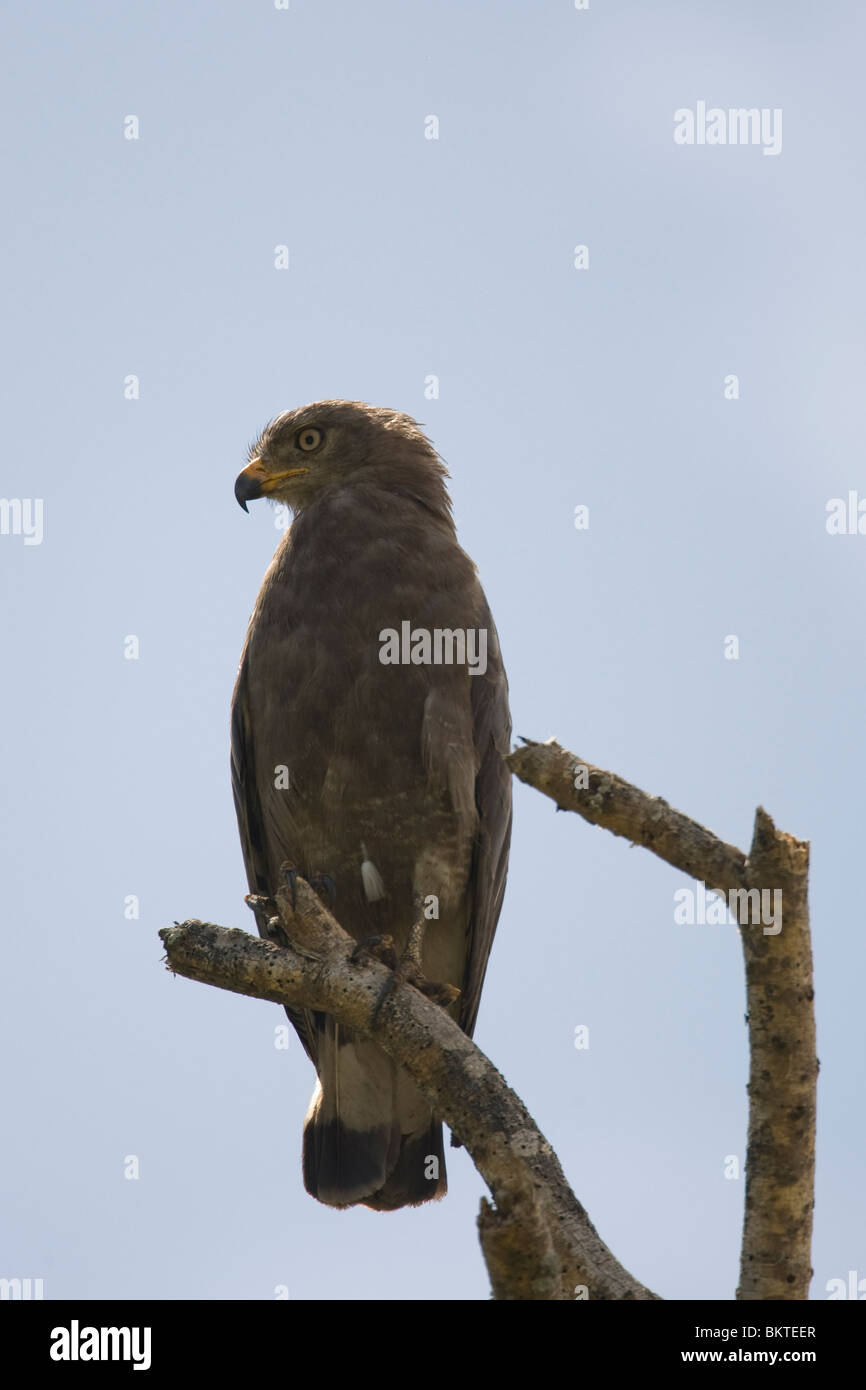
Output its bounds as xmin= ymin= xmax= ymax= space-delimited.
xmin=162 ymin=737 xmax=815 ymax=1300
xmin=506 ymin=738 xmax=815 ymax=1300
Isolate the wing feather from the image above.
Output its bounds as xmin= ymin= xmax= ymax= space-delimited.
xmin=460 ymin=609 xmax=512 ymax=1038
xmin=230 ymin=648 xmax=319 ymax=1063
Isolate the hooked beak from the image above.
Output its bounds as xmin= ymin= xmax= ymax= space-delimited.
xmin=234 ymin=457 xmax=310 ymax=512
xmin=234 ymin=457 xmax=268 ymax=512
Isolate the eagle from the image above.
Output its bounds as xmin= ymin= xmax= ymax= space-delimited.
xmin=230 ymin=400 xmax=511 ymax=1210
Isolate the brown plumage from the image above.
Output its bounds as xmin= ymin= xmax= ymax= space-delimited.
xmin=230 ymin=400 xmax=511 ymax=1210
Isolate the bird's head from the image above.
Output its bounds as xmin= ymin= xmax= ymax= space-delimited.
xmin=234 ymin=399 xmax=447 ymax=515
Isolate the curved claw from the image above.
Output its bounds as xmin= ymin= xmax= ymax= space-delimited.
xmin=245 ymin=892 xmax=276 ymax=917
xmin=280 ymin=863 xmax=299 ymax=910
xmin=350 ymin=934 xmax=397 ymax=969
xmin=309 ymin=872 xmax=337 ymax=909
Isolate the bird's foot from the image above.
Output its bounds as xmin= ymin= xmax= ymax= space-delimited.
xmin=245 ymin=892 xmax=289 ymax=947
xmin=395 ymin=897 xmax=461 ymax=1005
xmin=245 ymin=892 xmax=277 ymax=918
xmin=350 ymin=934 xmax=397 ymax=969
xmin=371 ymin=898 xmax=460 ymax=1023
xmin=277 ymin=863 xmax=336 ymax=911
xmin=280 ymin=862 xmax=300 ymax=909
xmin=308 ymin=871 xmax=337 ymax=909
xmin=410 ymin=972 xmax=461 ymax=1008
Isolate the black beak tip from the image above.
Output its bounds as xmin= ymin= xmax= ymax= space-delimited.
xmin=234 ymin=471 xmax=260 ymax=513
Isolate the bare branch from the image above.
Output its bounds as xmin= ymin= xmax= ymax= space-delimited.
xmin=506 ymin=738 xmax=816 ymax=1300
xmin=164 ymin=739 xmax=814 ymax=1299
xmin=507 ymin=737 xmax=747 ymax=892
xmin=160 ymin=876 xmax=658 ymax=1302
xmin=737 ymin=809 xmax=815 ymax=1300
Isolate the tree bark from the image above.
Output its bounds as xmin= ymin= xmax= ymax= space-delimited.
xmin=506 ymin=738 xmax=816 ymax=1300
xmin=163 ymin=737 xmax=816 ymax=1299
xmin=160 ymin=876 xmax=658 ymax=1302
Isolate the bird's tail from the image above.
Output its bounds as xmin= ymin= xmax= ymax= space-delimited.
xmin=302 ymin=1019 xmax=447 ymax=1210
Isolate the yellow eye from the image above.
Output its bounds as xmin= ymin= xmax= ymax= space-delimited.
xmin=297 ymin=426 xmax=323 ymax=451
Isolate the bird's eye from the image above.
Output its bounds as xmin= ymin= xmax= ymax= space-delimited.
xmin=297 ymin=427 xmax=323 ymax=451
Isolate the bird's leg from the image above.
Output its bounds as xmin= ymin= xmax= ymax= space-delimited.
xmin=371 ymin=895 xmax=460 ymax=1023
xmin=399 ymin=897 xmax=427 ymax=981
xmin=399 ymin=896 xmax=461 ymax=1007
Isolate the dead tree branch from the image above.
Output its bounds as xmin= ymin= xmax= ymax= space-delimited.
xmin=506 ymin=738 xmax=816 ymax=1300
xmin=164 ymin=737 xmax=814 ymax=1299
xmin=160 ymin=876 xmax=658 ymax=1302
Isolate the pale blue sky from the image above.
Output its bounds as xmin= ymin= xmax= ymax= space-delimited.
xmin=2 ymin=0 xmax=864 ymax=1300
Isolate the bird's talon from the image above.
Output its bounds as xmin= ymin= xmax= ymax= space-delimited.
xmin=268 ymin=916 xmax=290 ymax=948
xmin=416 ymin=979 xmax=461 ymax=1007
xmin=351 ymin=934 xmax=397 ymax=969
xmin=309 ymin=871 xmax=337 ymax=909
xmin=245 ymin=892 xmax=277 ymax=917
xmin=280 ymin=862 xmax=299 ymax=910
xmin=386 ymin=913 xmax=459 ymax=1008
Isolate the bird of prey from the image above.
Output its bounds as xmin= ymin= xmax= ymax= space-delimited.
xmin=230 ymin=400 xmax=511 ymax=1210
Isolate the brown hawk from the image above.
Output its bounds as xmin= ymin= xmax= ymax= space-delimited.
xmin=231 ymin=400 xmax=511 ymax=1210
